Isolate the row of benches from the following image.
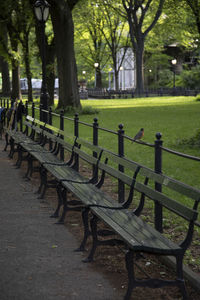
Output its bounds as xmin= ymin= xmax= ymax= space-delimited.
xmin=4 ymin=113 xmax=200 ymax=299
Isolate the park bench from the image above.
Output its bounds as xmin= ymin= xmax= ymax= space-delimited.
xmin=28 ymin=126 xmax=199 ymax=299
xmin=3 ymin=113 xmax=200 ymax=300
xmin=69 ymin=150 xmax=199 ymax=300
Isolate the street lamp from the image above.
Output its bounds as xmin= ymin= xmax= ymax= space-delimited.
xmin=171 ymin=58 xmax=177 ymax=90
xmin=34 ymin=0 xmax=50 ymax=122
xmin=94 ymin=63 xmax=99 ymax=88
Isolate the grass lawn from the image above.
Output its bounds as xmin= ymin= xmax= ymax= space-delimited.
xmin=56 ymin=96 xmax=200 ymax=187
xmin=30 ymin=95 xmax=200 ymax=192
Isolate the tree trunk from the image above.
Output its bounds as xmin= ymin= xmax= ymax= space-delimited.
xmin=34 ymin=22 xmax=56 ymax=107
xmin=0 ymin=56 xmax=10 ymax=96
xmin=46 ymin=39 xmax=56 ymax=106
xmin=23 ymin=35 xmax=33 ymax=102
xmin=10 ymin=43 xmax=21 ymax=100
xmin=0 ymin=23 xmax=10 ymax=96
xmin=135 ymin=41 xmax=144 ymax=95
xmin=11 ymin=62 xmax=21 ymax=100
xmin=49 ymin=0 xmax=81 ymax=109
xmin=96 ymin=67 xmax=102 ymax=89
xmin=114 ymin=71 xmax=119 ymax=91
xmin=7 ymin=22 xmax=21 ymax=100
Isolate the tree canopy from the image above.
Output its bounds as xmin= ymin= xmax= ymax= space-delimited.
xmin=0 ymin=0 xmax=199 ymax=102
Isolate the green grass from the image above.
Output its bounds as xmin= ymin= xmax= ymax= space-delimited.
xmin=60 ymin=96 xmax=200 ymax=186
xmin=28 ymin=96 xmax=200 ymax=188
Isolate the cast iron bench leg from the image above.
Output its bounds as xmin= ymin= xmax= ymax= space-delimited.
xmin=124 ymin=250 xmax=135 ymax=300
xmin=75 ymin=207 xmax=90 ymax=252
xmin=176 ymin=255 xmax=188 ymax=299
xmin=83 ymin=214 xmax=98 ymax=263
xmin=56 ymin=187 xmax=67 ymax=224
xmin=50 ymin=183 xmax=63 ymax=218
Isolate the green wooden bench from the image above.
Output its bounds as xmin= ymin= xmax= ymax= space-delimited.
xmin=4 ymin=115 xmax=200 ymax=300
xmin=33 ymin=130 xmax=199 ymax=299
xmin=48 ymin=143 xmax=198 ymax=300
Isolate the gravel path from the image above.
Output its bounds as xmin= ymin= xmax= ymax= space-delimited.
xmin=0 ymin=139 xmax=121 ymax=300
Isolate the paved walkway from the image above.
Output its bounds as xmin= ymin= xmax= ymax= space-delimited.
xmin=0 ymin=138 xmax=121 ymax=300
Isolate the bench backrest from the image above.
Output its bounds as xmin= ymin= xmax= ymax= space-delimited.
xmin=23 ymin=116 xmax=200 ymax=224
xmin=73 ymin=141 xmax=200 ymax=224
xmin=101 ymin=149 xmax=200 ymax=222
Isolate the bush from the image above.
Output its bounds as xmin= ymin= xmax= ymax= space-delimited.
xmin=80 ymin=105 xmax=99 ymax=115
xmin=55 ymin=105 xmax=99 ymax=116
xmin=178 ymin=129 xmax=200 ymax=147
xmin=195 ymin=94 xmax=200 ymax=101
xmin=177 ymin=65 xmax=200 ymax=89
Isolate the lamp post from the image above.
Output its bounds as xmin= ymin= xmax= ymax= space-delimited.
xmin=34 ymin=0 xmax=50 ymax=122
xmin=171 ymin=58 xmax=177 ymax=90
xmin=94 ymin=63 xmax=99 ymax=88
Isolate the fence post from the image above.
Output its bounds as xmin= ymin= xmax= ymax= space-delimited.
xmin=25 ymin=101 xmax=28 ymax=135
xmin=60 ymin=110 xmax=64 ymax=161
xmin=93 ymin=117 xmax=99 ymax=181
xmin=19 ymin=100 xmax=23 ymax=132
xmin=32 ymin=102 xmax=35 ymax=119
xmin=74 ymin=113 xmax=79 ymax=171
xmin=118 ymin=123 xmax=125 ymax=203
xmin=25 ymin=101 xmax=28 ymax=116
xmin=154 ymin=132 xmax=163 ymax=233
xmin=40 ymin=104 xmax=42 ymax=121
xmin=48 ymin=106 xmax=53 ymax=151
xmin=7 ymin=99 xmax=9 ymax=110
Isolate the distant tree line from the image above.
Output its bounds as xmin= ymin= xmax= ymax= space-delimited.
xmin=0 ymin=0 xmax=199 ymax=108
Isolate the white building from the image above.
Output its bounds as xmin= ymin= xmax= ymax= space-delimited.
xmin=108 ymin=47 xmax=136 ymax=90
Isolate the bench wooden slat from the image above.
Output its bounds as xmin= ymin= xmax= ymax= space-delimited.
xmin=135 ymin=182 xmax=198 ymax=221
xmin=76 ymin=137 xmax=103 ymax=154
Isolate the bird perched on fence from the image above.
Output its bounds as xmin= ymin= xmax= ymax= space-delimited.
xmin=132 ymin=128 xmax=144 ymax=143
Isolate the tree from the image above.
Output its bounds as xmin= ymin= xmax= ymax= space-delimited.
xmin=185 ymin=0 xmax=200 ymax=35
xmin=96 ymin=0 xmax=130 ymax=91
xmin=74 ymin=0 xmax=110 ymax=89
xmin=121 ymin=0 xmax=166 ymax=94
xmin=0 ymin=24 xmax=10 ymax=96
xmin=49 ymin=0 xmax=81 ymax=109
xmin=0 ymin=56 xmax=10 ymax=96
xmin=0 ymin=1 xmax=22 ymax=100
xmin=15 ymin=0 xmax=34 ymax=102
xmin=107 ymin=0 xmax=165 ymax=94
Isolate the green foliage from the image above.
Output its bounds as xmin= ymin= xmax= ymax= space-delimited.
xmin=177 ymin=129 xmax=200 ymax=148
xmin=55 ymin=105 xmax=99 ymax=116
xmin=176 ymin=65 xmax=200 ymax=89
xmin=195 ymin=94 xmax=200 ymax=101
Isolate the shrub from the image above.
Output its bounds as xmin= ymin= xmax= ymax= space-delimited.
xmin=55 ymin=105 xmax=99 ymax=116
xmin=178 ymin=129 xmax=200 ymax=147
xmin=195 ymin=94 xmax=200 ymax=101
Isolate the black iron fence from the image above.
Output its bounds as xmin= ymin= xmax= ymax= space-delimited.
xmin=87 ymin=87 xmax=200 ymax=99
xmin=1 ymin=97 xmax=200 ymax=232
